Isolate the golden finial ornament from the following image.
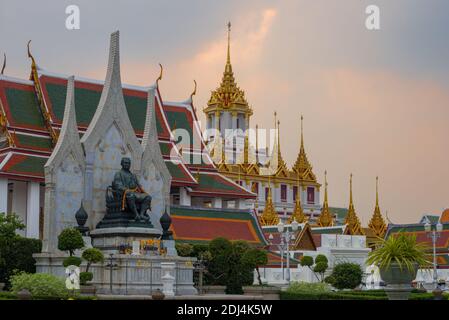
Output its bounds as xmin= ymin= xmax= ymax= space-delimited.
xmin=156 ymin=63 xmax=163 ymax=87
xmin=368 ymin=176 xmax=387 ymax=237
xmin=1 ymin=53 xmax=5 ymax=75
xmin=317 ymin=170 xmax=334 ymax=227
xmin=344 ymin=173 xmax=364 ymax=235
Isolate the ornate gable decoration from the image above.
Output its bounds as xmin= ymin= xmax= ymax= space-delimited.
xmin=43 ymin=76 xmax=85 ymax=252
xmin=140 ymin=86 xmax=172 ymax=230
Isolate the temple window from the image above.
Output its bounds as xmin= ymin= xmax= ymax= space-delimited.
xmin=307 ymin=187 xmax=315 ymax=204
xmin=281 ymin=184 xmax=287 ymax=202
xmin=293 ymin=186 xmax=298 ymax=201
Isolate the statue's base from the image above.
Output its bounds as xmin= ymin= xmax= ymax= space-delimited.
xmin=89 ymin=227 xmax=162 ymax=254
xmin=33 ymin=253 xmax=197 ymax=296
xmin=96 ymin=211 xmax=154 ymax=229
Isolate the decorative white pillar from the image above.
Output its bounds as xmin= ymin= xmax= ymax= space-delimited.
xmin=26 ymin=181 xmax=40 ymax=239
xmin=0 ymin=177 xmax=8 ymax=214
xmin=180 ymin=187 xmax=191 ymax=206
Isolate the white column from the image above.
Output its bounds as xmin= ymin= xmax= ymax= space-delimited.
xmin=179 ymin=187 xmax=191 ymax=206
xmin=12 ymin=181 xmax=27 ymax=236
xmin=26 ymin=181 xmax=40 ymax=239
xmin=0 ymin=177 xmax=8 ymax=214
xmin=212 ymin=197 xmax=222 ymax=208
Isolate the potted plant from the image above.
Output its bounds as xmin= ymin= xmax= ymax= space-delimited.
xmin=366 ymin=233 xmax=430 ymax=300
xmin=80 ymin=248 xmax=104 ymax=295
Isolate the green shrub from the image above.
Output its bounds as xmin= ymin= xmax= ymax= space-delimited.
xmin=0 ymin=291 xmax=17 ymax=300
xmin=79 ymin=272 xmax=93 ymax=285
xmin=0 ymin=214 xmax=42 ymax=288
xmin=58 ymin=228 xmax=84 ymax=256
xmin=315 ymin=254 xmax=328 ymax=264
xmin=63 ymin=256 xmax=82 ymax=268
xmin=81 ymin=248 xmax=104 ymax=272
xmin=330 ymin=262 xmax=363 ymax=290
xmin=300 ymin=256 xmax=313 ymax=267
xmin=241 ymin=248 xmax=268 ymax=285
xmin=10 ymin=272 xmax=68 ymax=299
xmin=286 ymin=281 xmax=331 ymax=294
xmin=175 ymin=243 xmax=193 ymax=257
xmin=280 ymin=291 xmax=386 ymax=300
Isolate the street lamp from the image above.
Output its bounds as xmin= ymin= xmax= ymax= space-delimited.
xmin=277 ymin=219 xmax=299 ymax=284
xmin=424 ymin=221 xmax=443 ymax=287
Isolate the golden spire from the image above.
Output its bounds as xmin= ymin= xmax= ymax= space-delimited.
xmin=260 ymin=174 xmax=279 ymax=226
xmin=369 ymin=176 xmax=387 ymax=237
xmin=205 ymin=22 xmax=252 ymax=115
xmin=292 ymin=115 xmax=316 ymax=181
xmin=227 ymin=21 xmax=231 ymax=66
xmin=317 ymin=170 xmax=334 ymax=227
xmin=289 ymin=174 xmax=306 ymax=223
xmin=255 ymin=124 xmax=259 ymax=165
xmin=344 ymin=174 xmax=364 ymax=235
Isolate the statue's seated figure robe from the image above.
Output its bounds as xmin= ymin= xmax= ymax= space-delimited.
xmin=112 ymin=169 xmax=151 ymax=215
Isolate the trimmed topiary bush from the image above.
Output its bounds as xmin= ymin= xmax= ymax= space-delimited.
xmin=300 ymin=256 xmax=313 ymax=267
xmin=63 ymin=256 xmax=82 ymax=268
xmin=81 ymin=248 xmax=104 ymax=273
xmin=10 ymin=272 xmax=68 ymax=299
xmin=330 ymin=262 xmax=363 ymax=290
xmin=58 ymin=228 xmax=84 ymax=256
xmin=79 ymin=272 xmax=93 ymax=285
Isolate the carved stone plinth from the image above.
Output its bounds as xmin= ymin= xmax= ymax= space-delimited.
xmin=89 ymin=227 xmax=161 ymax=254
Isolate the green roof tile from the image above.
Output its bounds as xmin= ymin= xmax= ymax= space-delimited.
xmin=5 ymin=88 xmax=45 ymax=128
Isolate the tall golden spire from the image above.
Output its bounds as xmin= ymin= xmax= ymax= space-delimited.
xmin=255 ymin=124 xmax=259 ymax=165
xmin=344 ymin=174 xmax=364 ymax=235
xmin=205 ymin=22 xmax=252 ymax=115
xmin=369 ymin=176 xmax=387 ymax=237
xmin=292 ymin=115 xmax=316 ymax=181
xmin=260 ymin=175 xmax=279 ymax=226
xmin=289 ymin=174 xmax=306 ymax=223
xmin=317 ymin=170 xmax=334 ymax=227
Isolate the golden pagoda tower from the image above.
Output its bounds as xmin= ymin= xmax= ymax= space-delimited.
xmin=289 ymin=175 xmax=307 ymax=223
xmin=368 ymin=176 xmax=387 ymax=237
xmin=344 ymin=174 xmax=364 ymax=235
xmin=292 ymin=115 xmax=316 ymax=181
xmin=259 ymin=176 xmax=279 ymax=226
xmin=316 ymin=170 xmax=334 ymax=227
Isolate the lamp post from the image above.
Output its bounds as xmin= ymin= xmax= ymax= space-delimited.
xmin=424 ymin=221 xmax=443 ymax=287
xmin=277 ymin=219 xmax=299 ymax=284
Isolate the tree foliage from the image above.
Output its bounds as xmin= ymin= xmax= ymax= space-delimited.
xmin=81 ymin=248 xmax=104 ymax=272
xmin=0 ymin=213 xmax=41 ymax=288
xmin=329 ymin=262 xmax=363 ymax=290
xmin=57 ymin=228 xmax=84 ymax=256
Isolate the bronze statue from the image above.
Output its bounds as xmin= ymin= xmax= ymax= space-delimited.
xmin=111 ymin=157 xmax=152 ymax=222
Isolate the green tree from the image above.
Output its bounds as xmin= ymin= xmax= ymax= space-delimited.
xmin=81 ymin=248 xmax=104 ymax=273
xmin=0 ymin=213 xmax=41 ymax=288
xmin=57 ymin=228 xmax=84 ymax=256
xmin=300 ymin=254 xmax=329 ymax=282
xmin=242 ymin=248 xmax=268 ymax=285
xmin=175 ymin=243 xmax=193 ymax=257
xmin=313 ymin=254 xmax=329 ymax=282
xmin=329 ymin=262 xmax=363 ymax=290
xmin=206 ymin=238 xmax=256 ymax=294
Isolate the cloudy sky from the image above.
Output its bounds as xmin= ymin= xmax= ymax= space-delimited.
xmin=1 ymin=0 xmax=448 ymax=223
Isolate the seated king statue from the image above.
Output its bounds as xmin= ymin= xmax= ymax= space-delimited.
xmin=112 ymin=157 xmax=152 ymax=222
